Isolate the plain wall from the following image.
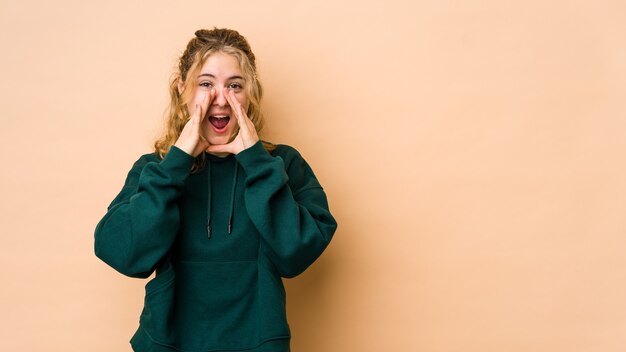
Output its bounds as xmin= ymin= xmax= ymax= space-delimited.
xmin=1 ymin=0 xmax=626 ymax=351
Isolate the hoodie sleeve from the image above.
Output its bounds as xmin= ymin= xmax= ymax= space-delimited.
xmin=235 ymin=141 xmax=337 ymax=278
xmin=94 ymin=146 xmax=195 ymax=278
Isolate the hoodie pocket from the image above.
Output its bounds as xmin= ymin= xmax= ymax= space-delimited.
xmin=145 ymin=262 xmax=175 ymax=295
xmin=140 ymin=260 xmax=265 ymax=351
xmin=139 ymin=261 xmax=176 ymax=343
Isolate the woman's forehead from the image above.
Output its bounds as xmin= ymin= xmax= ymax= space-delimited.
xmin=199 ymin=52 xmax=243 ymax=78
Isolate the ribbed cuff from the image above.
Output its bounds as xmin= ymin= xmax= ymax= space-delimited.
xmin=235 ymin=141 xmax=272 ymax=170
xmin=160 ymin=146 xmax=195 ymax=178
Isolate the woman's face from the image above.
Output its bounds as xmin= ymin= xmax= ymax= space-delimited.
xmin=186 ymin=52 xmax=250 ymax=146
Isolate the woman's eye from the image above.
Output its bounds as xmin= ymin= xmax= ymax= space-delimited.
xmin=228 ymin=83 xmax=243 ymax=90
xmin=199 ymin=82 xmax=213 ymax=88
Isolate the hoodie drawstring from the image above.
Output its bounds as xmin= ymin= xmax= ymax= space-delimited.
xmin=206 ymin=158 xmax=238 ymax=239
xmin=228 ymin=163 xmax=238 ymax=234
xmin=206 ymin=160 xmax=212 ymax=238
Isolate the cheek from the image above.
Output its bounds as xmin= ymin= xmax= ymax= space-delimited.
xmin=237 ymin=94 xmax=250 ymax=112
xmin=186 ymin=91 xmax=205 ymax=115
xmin=193 ymin=90 xmax=207 ymax=104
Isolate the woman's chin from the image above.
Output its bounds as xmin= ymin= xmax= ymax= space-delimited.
xmin=207 ymin=136 xmax=230 ymax=146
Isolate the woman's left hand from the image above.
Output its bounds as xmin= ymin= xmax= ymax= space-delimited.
xmin=206 ymin=88 xmax=259 ymax=155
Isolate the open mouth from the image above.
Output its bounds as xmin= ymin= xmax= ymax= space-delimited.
xmin=208 ymin=115 xmax=230 ymax=131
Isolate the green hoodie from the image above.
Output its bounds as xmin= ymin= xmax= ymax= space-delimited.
xmin=94 ymin=141 xmax=337 ymax=352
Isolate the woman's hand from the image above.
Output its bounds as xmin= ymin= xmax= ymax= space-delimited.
xmin=174 ymin=90 xmax=213 ymax=157
xmin=206 ymin=88 xmax=259 ymax=155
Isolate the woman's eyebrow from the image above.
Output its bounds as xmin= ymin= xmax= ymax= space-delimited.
xmin=197 ymin=73 xmax=245 ymax=80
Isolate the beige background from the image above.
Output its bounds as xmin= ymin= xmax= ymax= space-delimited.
xmin=1 ymin=0 xmax=626 ymax=351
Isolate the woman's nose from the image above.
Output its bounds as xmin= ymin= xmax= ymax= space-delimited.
xmin=213 ymin=88 xmax=227 ymax=106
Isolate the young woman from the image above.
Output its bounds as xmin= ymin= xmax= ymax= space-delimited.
xmin=94 ymin=28 xmax=337 ymax=352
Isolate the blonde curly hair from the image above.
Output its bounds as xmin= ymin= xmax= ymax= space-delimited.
xmin=154 ymin=28 xmax=275 ymax=172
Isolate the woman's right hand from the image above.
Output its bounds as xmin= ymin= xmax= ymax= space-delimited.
xmin=174 ymin=90 xmax=213 ymax=157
